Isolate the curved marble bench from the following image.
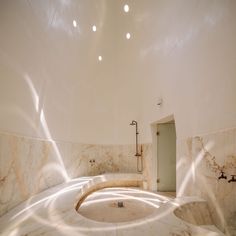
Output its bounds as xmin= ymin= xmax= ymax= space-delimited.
xmin=75 ymin=173 xmax=143 ymax=211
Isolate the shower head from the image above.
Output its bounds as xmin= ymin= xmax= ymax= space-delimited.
xmin=130 ymin=120 xmax=137 ymax=125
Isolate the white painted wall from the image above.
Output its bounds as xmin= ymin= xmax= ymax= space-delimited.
xmin=139 ymin=0 xmax=236 ymax=141
xmin=0 ymin=0 xmax=141 ymax=144
xmin=0 ymin=0 xmax=236 ymax=145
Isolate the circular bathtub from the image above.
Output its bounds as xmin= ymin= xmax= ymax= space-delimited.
xmin=78 ymin=187 xmax=161 ymax=223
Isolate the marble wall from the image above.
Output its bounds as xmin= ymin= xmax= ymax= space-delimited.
xmin=177 ymin=127 xmax=236 ymax=235
xmin=0 ymin=131 xmax=152 ymax=216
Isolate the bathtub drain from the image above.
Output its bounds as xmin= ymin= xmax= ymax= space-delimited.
xmin=117 ymin=201 xmax=124 ymax=208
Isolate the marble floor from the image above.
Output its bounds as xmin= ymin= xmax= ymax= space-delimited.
xmin=156 ymin=191 xmax=176 ymax=199
xmin=0 ymin=174 xmax=224 ymax=236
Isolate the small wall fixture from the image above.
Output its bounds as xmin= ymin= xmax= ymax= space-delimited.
xmin=218 ymin=171 xmax=236 ymax=183
xmin=218 ymin=171 xmax=227 ymax=180
xmin=157 ymin=98 xmax=163 ymax=107
xmin=228 ymin=175 xmax=236 ymax=183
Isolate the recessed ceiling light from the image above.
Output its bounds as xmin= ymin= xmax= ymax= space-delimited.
xmin=126 ymin=33 xmax=131 ymax=39
xmin=92 ymin=25 xmax=97 ymax=32
xmin=98 ymin=56 xmax=102 ymax=61
xmin=73 ymin=20 xmax=77 ymax=27
xmin=124 ymin=4 xmax=129 ymax=13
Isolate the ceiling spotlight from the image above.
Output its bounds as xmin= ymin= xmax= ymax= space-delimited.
xmin=98 ymin=56 xmax=102 ymax=61
xmin=73 ymin=20 xmax=77 ymax=28
xmin=92 ymin=25 xmax=97 ymax=32
xmin=126 ymin=33 xmax=131 ymax=39
xmin=124 ymin=4 xmax=129 ymax=13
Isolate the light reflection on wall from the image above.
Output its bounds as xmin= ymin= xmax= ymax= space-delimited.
xmin=177 ymin=140 xmax=214 ymax=197
xmin=24 ymin=74 xmax=39 ymax=112
xmin=9 ymin=228 xmax=19 ymax=236
xmin=24 ymin=74 xmax=70 ymax=182
xmin=177 ymin=139 xmax=225 ymax=232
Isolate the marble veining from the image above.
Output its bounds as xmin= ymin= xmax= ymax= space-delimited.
xmin=177 ymin=127 xmax=236 ymax=236
xmin=0 ymin=174 xmax=224 ymax=236
xmin=0 ymin=131 xmax=152 ymax=216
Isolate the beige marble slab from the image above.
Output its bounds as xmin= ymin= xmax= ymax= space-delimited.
xmin=0 ymin=174 xmax=224 ymax=236
xmin=177 ymin=128 xmax=236 ymax=235
xmin=0 ymin=131 xmax=152 ymax=216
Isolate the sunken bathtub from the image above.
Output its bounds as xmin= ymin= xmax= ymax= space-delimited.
xmin=0 ymin=173 xmax=226 ymax=236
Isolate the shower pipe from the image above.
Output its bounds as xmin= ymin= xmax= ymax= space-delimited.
xmin=130 ymin=120 xmax=143 ymax=173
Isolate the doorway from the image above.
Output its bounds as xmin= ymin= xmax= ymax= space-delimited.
xmin=156 ymin=121 xmax=176 ymax=192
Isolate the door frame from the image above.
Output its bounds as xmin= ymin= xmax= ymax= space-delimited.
xmin=150 ymin=114 xmax=176 ymax=191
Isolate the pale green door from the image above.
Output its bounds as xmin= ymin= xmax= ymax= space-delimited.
xmin=157 ymin=123 xmax=176 ymax=191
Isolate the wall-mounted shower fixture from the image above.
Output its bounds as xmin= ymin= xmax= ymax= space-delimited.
xmin=130 ymin=120 xmax=143 ymax=172
xmin=130 ymin=120 xmax=141 ymax=157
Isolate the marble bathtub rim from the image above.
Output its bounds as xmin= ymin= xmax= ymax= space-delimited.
xmin=0 ymin=173 xmax=225 ymax=235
